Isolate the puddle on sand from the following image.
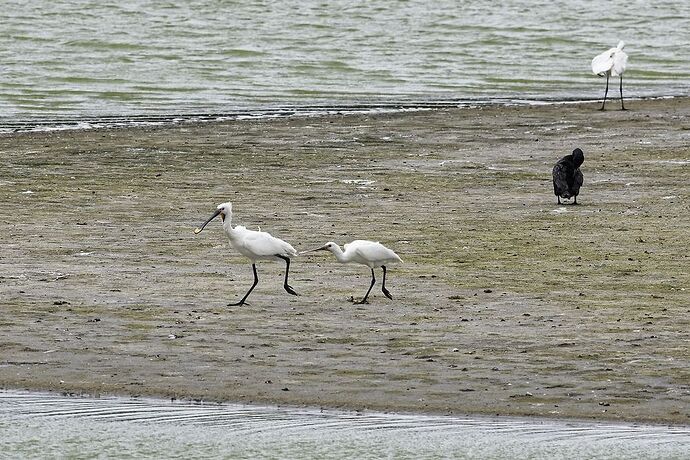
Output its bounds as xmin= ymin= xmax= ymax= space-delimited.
xmin=1 ymin=391 xmax=689 ymax=459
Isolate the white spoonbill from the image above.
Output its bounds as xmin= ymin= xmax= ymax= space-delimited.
xmin=302 ymin=240 xmax=403 ymax=304
xmin=194 ymin=202 xmax=299 ymax=306
xmin=591 ymin=41 xmax=628 ymax=110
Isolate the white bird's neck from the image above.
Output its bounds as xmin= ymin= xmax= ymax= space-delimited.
xmin=222 ymin=213 xmax=235 ymax=234
xmin=329 ymin=244 xmax=351 ymax=263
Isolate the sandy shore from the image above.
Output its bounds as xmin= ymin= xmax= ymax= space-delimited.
xmin=1 ymin=98 xmax=689 ymax=424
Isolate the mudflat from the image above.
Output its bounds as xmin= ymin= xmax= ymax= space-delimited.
xmin=1 ymin=98 xmax=688 ymax=424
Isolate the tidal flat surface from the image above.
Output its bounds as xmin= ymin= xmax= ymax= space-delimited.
xmin=0 ymin=98 xmax=689 ymax=424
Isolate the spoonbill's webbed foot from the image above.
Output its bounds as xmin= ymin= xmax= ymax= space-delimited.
xmin=284 ymin=284 xmax=299 ymax=296
xmin=228 ymin=263 xmax=259 ymax=307
xmin=599 ymin=74 xmax=609 ymax=111
xmin=228 ymin=300 xmax=250 ymax=307
xmin=381 ymin=266 xmax=393 ymax=300
xmin=277 ymin=255 xmax=299 ymax=297
xmin=356 ymin=268 xmax=376 ymax=305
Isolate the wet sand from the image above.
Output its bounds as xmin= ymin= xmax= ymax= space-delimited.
xmin=1 ymin=98 xmax=688 ymax=424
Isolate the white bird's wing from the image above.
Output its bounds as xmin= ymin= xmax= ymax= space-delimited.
xmin=236 ymin=227 xmax=297 ymax=257
xmin=343 ymin=240 xmax=368 ymax=251
xmin=611 ymin=49 xmax=628 ymax=76
xmin=349 ymin=240 xmax=401 ymax=264
xmin=591 ymin=49 xmax=614 ymax=76
xmin=345 ymin=240 xmax=378 ymax=256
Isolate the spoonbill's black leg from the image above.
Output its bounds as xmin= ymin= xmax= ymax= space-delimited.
xmin=600 ymin=74 xmax=609 ymax=111
xmin=381 ymin=265 xmax=393 ymax=300
xmin=229 ymin=263 xmax=258 ymax=306
xmin=573 ymin=195 xmax=579 ymax=205
xmin=619 ymin=75 xmax=626 ymax=110
xmin=276 ymin=255 xmax=299 ymax=296
xmin=355 ymin=268 xmax=376 ymax=304
xmin=557 ymin=196 xmax=562 ymax=205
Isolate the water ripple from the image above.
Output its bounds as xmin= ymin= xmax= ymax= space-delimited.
xmin=2 ymin=391 xmax=689 ymax=459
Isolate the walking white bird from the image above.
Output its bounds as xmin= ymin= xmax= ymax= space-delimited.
xmin=194 ymin=202 xmax=299 ymax=306
xmin=302 ymin=240 xmax=403 ymax=304
xmin=591 ymin=41 xmax=628 ymax=110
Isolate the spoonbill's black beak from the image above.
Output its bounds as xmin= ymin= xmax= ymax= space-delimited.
xmin=299 ymin=245 xmax=328 ymax=255
xmin=194 ymin=208 xmax=222 ymax=234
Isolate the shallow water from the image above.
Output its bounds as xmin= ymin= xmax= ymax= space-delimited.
xmin=2 ymin=0 xmax=689 ymax=120
xmin=2 ymin=391 xmax=689 ymax=459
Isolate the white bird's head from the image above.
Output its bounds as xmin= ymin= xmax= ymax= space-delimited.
xmin=216 ymin=202 xmax=232 ymax=221
xmin=194 ymin=202 xmax=233 ymax=234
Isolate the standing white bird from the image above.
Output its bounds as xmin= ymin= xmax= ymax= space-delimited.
xmin=591 ymin=41 xmax=629 ymax=110
xmin=194 ymin=202 xmax=299 ymax=306
xmin=302 ymin=240 xmax=403 ymax=304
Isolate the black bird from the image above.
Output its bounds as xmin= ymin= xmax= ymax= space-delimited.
xmin=552 ymin=148 xmax=584 ymax=205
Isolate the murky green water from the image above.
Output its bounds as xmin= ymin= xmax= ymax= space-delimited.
xmin=2 ymin=391 xmax=689 ymax=458
xmin=2 ymin=0 xmax=689 ymax=119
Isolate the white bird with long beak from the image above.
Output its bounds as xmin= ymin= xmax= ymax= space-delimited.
xmin=302 ymin=240 xmax=403 ymax=304
xmin=591 ymin=41 xmax=629 ymax=110
xmin=195 ymin=202 xmax=299 ymax=306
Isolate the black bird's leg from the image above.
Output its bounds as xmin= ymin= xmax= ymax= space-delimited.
xmin=557 ymin=196 xmax=562 ymax=205
xmin=229 ymin=263 xmax=258 ymax=306
xmin=381 ymin=265 xmax=393 ymax=300
xmin=573 ymin=195 xmax=578 ymax=205
xmin=600 ymin=74 xmax=609 ymax=111
xmin=619 ymin=75 xmax=626 ymax=110
xmin=355 ymin=268 xmax=376 ymax=304
xmin=276 ymin=255 xmax=299 ymax=296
